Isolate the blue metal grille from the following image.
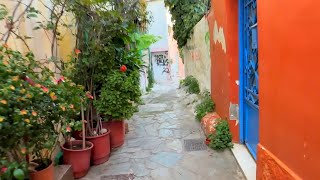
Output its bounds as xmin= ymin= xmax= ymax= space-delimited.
xmin=244 ymin=0 xmax=259 ymax=109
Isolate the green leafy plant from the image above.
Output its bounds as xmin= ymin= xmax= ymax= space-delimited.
xmin=95 ymin=70 xmax=142 ymax=120
xmin=0 ymin=46 xmax=85 ymax=179
xmin=69 ymin=0 xmax=150 ymax=136
xmin=0 ymin=46 xmax=52 ymax=179
xmin=165 ymin=0 xmax=210 ymax=48
xmin=208 ymin=119 xmax=233 ymax=151
xmin=181 ymin=76 xmax=200 ymax=94
xmin=195 ymin=91 xmax=215 ymax=121
xmin=146 ymin=64 xmax=155 ymax=92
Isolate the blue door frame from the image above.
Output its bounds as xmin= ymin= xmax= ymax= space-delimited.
xmin=238 ymin=0 xmax=259 ymax=159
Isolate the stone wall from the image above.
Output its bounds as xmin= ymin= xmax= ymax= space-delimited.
xmin=182 ymin=16 xmax=211 ymax=92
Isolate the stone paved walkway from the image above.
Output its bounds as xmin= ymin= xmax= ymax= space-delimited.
xmin=81 ymin=79 xmax=245 ymax=180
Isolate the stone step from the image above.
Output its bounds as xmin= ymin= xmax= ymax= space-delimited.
xmin=54 ymin=165 xmax=74 ymax=180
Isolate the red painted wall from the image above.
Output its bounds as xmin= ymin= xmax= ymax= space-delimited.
xmin=258 ymin=1 xmax=320 ymax=179
xmin=207 ymin=0 xmax=240 ymax=142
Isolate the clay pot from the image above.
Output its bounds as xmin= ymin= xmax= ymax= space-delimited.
xmin=61 ymin=140 xmax=93 ymax=179
xmin=102 ymin=121 xmax=125 ymax=148
xmin=84 ymin=130 xmax=111 ymax=165
xmin=30 ymin=161 xmax=54 ymax=180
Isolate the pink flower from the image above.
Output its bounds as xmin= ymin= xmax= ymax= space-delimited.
xmin=56 ymin=76 xmax=65 ymax=84
xmin=75 ymin=49 xmax=81 ymax=55
xmin=66 ymin=126 xmax=71 ymax=133
xmin=21 ymin=147 xmax=27 ymax=154
xmin=1 ymin=167 xmax=7 ymax=172
xmin=23 ymin=76 xmax=35 ymax=86
xmin=86 ymin=92 xmax=94 ymax=100
xmin=41 ymin=86 xmax=49 ymax=93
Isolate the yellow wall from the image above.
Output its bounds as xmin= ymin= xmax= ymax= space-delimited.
xmin=0 ymin=0 xmax=76 ymax=74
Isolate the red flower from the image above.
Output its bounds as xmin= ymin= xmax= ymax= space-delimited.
xmin=41 ymin=86 xmax=49 ymax=93
xmin=86 ymin=92 xmax=94 ymax=100
xmin=75 ymin=49 xmax=81 ymax=55
xmin=21 ymin=147 xmax=27 ymax=154
xmin=1 ymin=167 xmax=7 ymax=173
xmin=56 ymin=76 xmax=65 ymax=84
xmin=23 ymin=76 xmax=35 ymax=86
xmin=205 ymin=138 xmax=211 ymax=145
xmin=120 ymin=65 xmax=127 ymax=73
xmin=66 ymin=126 xmax=71 ymax=133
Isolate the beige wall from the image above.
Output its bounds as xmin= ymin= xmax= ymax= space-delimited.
xmin=182 ymin=16 xmax=211 ymax=92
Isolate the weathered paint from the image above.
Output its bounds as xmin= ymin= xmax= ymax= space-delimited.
xmin=257 ymin=0 xmax=320 ymax=179
xmin=213 ymin=20 xmax=226 ymax=53
xmin=182 ymin=16 xmax=211 ymax=92
xmin=207 ymin=0 xmax=239 ymax=142
xmin=257 ymin=144 xmax=302 ymax=180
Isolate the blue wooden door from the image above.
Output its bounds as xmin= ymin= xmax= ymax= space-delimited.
xmin=242 ymin=0 xmax=259 ymax=159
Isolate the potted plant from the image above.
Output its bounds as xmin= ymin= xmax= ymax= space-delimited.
xmin=50 ymin=75 xmax=93 ymax=179
xmin=80 ymin=92 xmax=111 ymax=165
xmin=60 ymin=104 xmax=93 ymax=179
xmin=0 ymin=47 xmax=57 ymax=180
xmin=95 ymin=33 xmax=158 ymax=148
xmin=95 ymin=69 xmax=142 ymax=148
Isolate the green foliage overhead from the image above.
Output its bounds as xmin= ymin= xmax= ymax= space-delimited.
xmin=181 ymin=75 xmax=200 ymax=94
xmin=129 ymin=33 xmax=161 ymax=51
xmin=208 ymin=119 xmax=233 ymax=151
xmin=164 ymin=0 xmax=210 ymax=48
xmin=195 ymin=91 xmax=215 ymax=121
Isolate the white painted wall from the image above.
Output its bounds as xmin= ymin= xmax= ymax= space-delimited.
xmin=147 ymin=0 xmax=169 ymax=52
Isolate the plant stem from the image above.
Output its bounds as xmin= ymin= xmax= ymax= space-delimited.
xmin=81 ymin=104 xmax=86 ymax=149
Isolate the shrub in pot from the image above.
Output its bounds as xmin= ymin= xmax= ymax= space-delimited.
xmin=95 ymin=70 xmax=141 ymax=148
xmin=60 ymin=107 xmax=93 ymax=179
xmin=0 ymin=47 xmax=59 ymax=180
xmin=0 ymin=46 xmax=91 ymax=179
xmin=55 ymin=77 xmax=94 ymax=178
xmin=82 ymin=93 xmax=111 ymax=165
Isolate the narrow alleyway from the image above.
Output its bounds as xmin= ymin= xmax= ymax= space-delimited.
xmin=81 ymin=77 xmax=244 ymax=180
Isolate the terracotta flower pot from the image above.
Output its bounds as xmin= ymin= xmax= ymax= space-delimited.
xmin=84 ymin=130 xmax=111 ymax=165
xmin=61 ymin=140 xmax=93 ymax=179
xmin=102 ymin=121 xmax=125 ymax=148
xmin=30 ymin=161 xmax=54 ymax=180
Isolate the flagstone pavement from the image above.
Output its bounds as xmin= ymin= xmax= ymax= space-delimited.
xmin=80 ymin=79 xmax=245 ymax=180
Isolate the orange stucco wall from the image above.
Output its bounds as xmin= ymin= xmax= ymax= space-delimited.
xmin=207 ymin=0 xmax=239 ymax=142
xmin=257 ymin=1 xmax=320 ymax=179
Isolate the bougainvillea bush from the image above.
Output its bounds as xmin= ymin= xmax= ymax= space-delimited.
xmin=0 ymin=45 xmax=85 ymax=179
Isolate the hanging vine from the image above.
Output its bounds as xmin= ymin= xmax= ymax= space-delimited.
xmin=164 ymin=0 xmax=210 ymax=48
